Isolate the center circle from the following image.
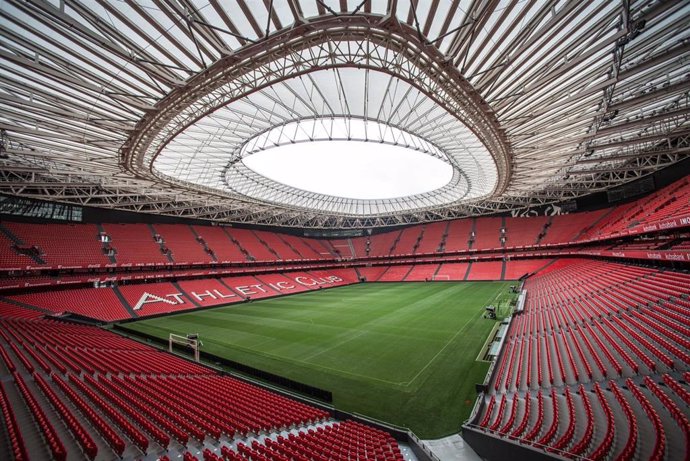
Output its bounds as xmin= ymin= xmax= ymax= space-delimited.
xmin=242 ymin=140 xmax=454 ymax=200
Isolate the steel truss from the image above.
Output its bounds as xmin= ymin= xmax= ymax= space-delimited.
xmin=122 ymin=15 xmax=511 ymax=216
xmin=0 ymin=1 xmax=687 ymax=228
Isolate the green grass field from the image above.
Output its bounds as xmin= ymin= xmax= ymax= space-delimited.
xmin=121 ymin=281 xmax=514 ymax=438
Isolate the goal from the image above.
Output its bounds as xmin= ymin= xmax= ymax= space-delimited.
xmin=169 ymin=333 xmax=202 ymax=362
xmin=431 ymin=274 xmax=450 ymax=281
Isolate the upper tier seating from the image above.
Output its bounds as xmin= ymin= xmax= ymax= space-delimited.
xmin=414 ymin=222 xmax=447 ymax=254
xmin=253 ymin=230 xmax=302 ymax=260
xmin=0 ymin=228 xmax=37 ymax=269
xmin=2 ymin=176 xmax=688 ymax=272
xmin=504 ymin=216 xmax=548 ymax=247
xmin=473 ymin=217 xmax=503 ymax=250
xmin=444 ymin=219 xmax=473 ymax=252
xmin=280 ymin=234 xmax=330 ymax=259
xmin=191 ymin=226 xmax=247 ymax=263
xmin=155 ymin=224 xmax=213 ymax=264
xmin=539 ymin=210 xmax=608 ymax=245
xmin=365 ymin=232 xmax=400 ymax=258
xmin=226 ymin=229 xmax=276 ymax=261
xmin=102 ymin=224 xmax=169 ymax=265
xmin=473 ymin=258 xmax=690 ymax=460
xmin=579 ymin=178 xmax=690 ymax=240
xmin=391 ymin=226 xmax=424 ymax=255
xmin=3 ymin=222 xmax=108 ymax=268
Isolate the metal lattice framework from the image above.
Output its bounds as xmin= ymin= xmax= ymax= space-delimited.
xmin=1 ymin=0 xmax=689 ymax=228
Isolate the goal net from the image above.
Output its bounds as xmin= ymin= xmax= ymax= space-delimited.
xmin=431 ymin=274 xmax=450 ymax=281
xmin=169 ymin=333 xmax=202 ymax=362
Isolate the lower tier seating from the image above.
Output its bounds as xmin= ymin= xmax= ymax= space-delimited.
xmin=471 ymin=259 xmax=690 ymax=460
xmin=0 ymin=316 xmax=405 ymax=461
xmin=4 ymin=269 xmax=359 ymax=322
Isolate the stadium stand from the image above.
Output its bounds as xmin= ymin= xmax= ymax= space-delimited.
xmin=539 ymin=210 xmax=608 ymax=245
xmin=391 ymin=226 xmax=424 ymax=255
xmin=191 ymin=226 xmax=247 ymax=263
xmin=102 ymin=224 xmax=169 ymax=266
xmin=377 ymin=265 xmax=414 ymax=282
xmin=434 ymin=263 xmax=470 ymax=281
xmin=0 ymin=224 xmax=44 ymax=269
xmin=466 ymin=261 xmax=503 ymax=281
xmin=2 ymin=270 xmax=360 ymax=322
xmin=226 ymin=229 xmax=276 ymax=261
xmin=469 ymin=258 xmax=690 ymax=460
xmin=155 ymin=224 xmax=214 ymax=264
xmin=503 ymin=216 xmax=548 ymax=248
xmin=118 ymin=282 xmax=195 ymax=317
xmin=1 ymin=176 xmax=688 ymax=277
xmin=367 ymin=232 xmax=400 ymax=258
xmin=503 ymin=259 xmax=552 ymax=280
xmin=3 ymin=222 xmax=108 ymax=268
xmin=329 ymin=239 xmax=356 ymax=259
xmin=0 ymin=314 xmax=407 ymax=461
xmin=177 ymin=278 xmax=244 ymax=307
xmin=9 ymin=287 xmax=130 ymax=321
xmin=280 ymin=234 xmax=330 ymax=259
xmin=579 ymin=178 xmax=690 ymax=240
xmin=255 ymin=273 xmax=313 ymax=295
xmin=473 ymin=217 xmax=503 ymax=250
xmin=415 ymin=222 xmax=447 ymax=254
xmin=254 ymin=230 xmax=302 ymax=260
xmin=444 ymin=219 xmax=473 ymax=252
xmin=404 ymin=264 xmax=440 ymax=281
xmin=357 ymin=266 xmax=389 ymax=282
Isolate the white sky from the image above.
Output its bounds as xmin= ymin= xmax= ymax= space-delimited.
xmin=243 ymin=141 xmax=453 ymax=200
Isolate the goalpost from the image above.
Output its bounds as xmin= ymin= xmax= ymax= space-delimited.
xmin=431 ymin=274 xmax=450 ymax=281
xmin=169 ymin=333 xmax=202 ymax=362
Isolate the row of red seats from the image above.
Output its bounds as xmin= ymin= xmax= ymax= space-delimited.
xmin=68 ymin=374 xmax=149 ymax=452
xmin=610 ymin=381 xmax=638 ymax=461
xmin=3 ymin=175 xmax=689 ymax=271
xmin=627 ymin=378 xmax=666 ymax=461
xmin=477 ymin=258 xmax=690 ymax=459
xmin=0 ymin=380 xmax=29 ymax=461
xmin=579 ymin=178 xmax=690 ymax=240
xmin=101 ymin=374 xmax=191 ymax=444
xmin=221 ymin=421 xmax=404 ymax=461
xmin=1 ymin=313 xmax=405 ymax=461
xmin=14 ymin=373 xmax=68 ymax=461
xmin=84 ymin=373 xmax=170 ymax=447
xmin=644 ymin=376 xmax=690 ymax=461
xmin=51 ymin=373 xmax=126 ymax=456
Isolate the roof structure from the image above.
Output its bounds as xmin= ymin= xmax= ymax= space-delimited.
xmin=1 ymin=0 xmax=689 ymax=228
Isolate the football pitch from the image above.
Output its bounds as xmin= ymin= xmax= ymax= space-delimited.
xmin=121 ymin=281 xmax=514 ymax=438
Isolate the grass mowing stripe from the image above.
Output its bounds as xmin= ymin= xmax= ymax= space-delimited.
xmin=404 ymin=283 xmax=506 ymax=387
xmin=122 ymin=281 xmax=514 ymax=438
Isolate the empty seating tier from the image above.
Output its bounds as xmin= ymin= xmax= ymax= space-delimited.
xmin=0 ymin=316 xmax=405 ymax=461
xmin=469 ymin=258 xmax=690 ymax=460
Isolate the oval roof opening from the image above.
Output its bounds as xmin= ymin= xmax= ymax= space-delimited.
xmin=242 ymin=140 xmax=454 ymax=200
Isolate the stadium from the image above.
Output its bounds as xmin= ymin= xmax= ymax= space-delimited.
xmin=0 ymin=0 xmax=689 ymax=460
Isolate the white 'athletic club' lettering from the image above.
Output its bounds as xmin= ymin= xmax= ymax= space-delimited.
xmin=133 ymin=292 xmax=185 ymax=311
